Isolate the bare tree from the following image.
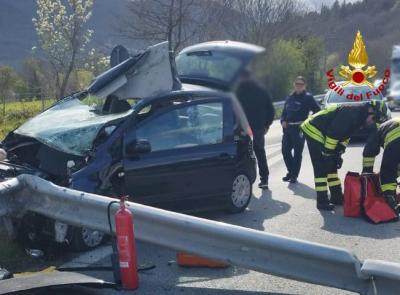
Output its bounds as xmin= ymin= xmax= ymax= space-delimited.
xmin=118 ymin=0 xmax=225 ymax=53
xmin=219 ymin=0 xmax=300 ymax=46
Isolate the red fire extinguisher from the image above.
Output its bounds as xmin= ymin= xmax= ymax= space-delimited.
xmin=115 ymin=196 xmax=139 ymax=290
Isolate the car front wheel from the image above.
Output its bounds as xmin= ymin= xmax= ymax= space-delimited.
xmin=228 ymin=173 xmax=252 ymax=213
xmin=69 ymin=226 xmax=105 ymax=251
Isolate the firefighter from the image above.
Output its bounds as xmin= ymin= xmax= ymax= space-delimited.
xmin=362 ymin=118 xmax=400 ymax=214
xmin=300 ymin=100 xmax=387 ymax=210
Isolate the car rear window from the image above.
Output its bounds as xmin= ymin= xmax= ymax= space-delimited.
xmin=176 ymin=51 xmax=242 ymax=84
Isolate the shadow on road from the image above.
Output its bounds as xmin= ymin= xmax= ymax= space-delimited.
xmin=199 ymin=191 xmax=290 ymax=231
xmin=319 ymin=206 xmax=400 ymax=239
xmin=286 ymin=181 xmax=316 ymax=200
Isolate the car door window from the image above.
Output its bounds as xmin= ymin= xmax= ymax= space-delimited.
xmin=136 ymin=102 xmax=223 ymax=152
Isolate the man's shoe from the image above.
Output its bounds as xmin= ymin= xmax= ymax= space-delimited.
xmin=317 ymin=202 xmax=335 ymax=211
xmin=258 ymin=181 xmax=269 ymax=189
xmin=282 ymin=174 xmax=291 ymax=182
xmin=289 ymin=177 xmax=297 ymax=184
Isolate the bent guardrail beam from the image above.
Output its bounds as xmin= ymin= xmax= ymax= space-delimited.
xmin=0 ymin=174 xmax=399 ymax=295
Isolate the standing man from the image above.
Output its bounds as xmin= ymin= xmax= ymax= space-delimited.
xmin=236 ymin=71 xmax=275 ymax=189
xmin=300 ymin=101 xmax=386 ymax=210
xmin=281 ymin=76 xmax=320 ymax=183
xmin=362 ymin=118 xmax=400 ymax=214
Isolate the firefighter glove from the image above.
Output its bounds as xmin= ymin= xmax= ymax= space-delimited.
xmin=335 ymin=155 xmax=343 ymax=169
xmin=321 ymin=147 xmax=336 ymax=158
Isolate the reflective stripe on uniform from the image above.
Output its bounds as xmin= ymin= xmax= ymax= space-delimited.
xmin=315 ymin=186 xmax=328 ymax=192
xmin=384 ymin=128 xmax=400 ymax=147
xmin=315 ymin=177 xmax=327 ymax=183
xmin=315 ymin=177 xmax=327 ymax=191
xmin=381 ymin=183 xmax=397 ymax=192
xmin=328 ymin=180 xmax=341 ymax=187
xmin=362 ymin=157 xmax=375 ymax=167
xmin=324 ymin=136 xmax=339 ymax=150
xmin=327 ymin=173 xmax=338 ymax=179
xmin=301 ymin=121 xmax=325 ymax=144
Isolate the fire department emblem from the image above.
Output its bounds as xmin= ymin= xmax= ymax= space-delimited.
xmin=339 ymin=30 xmax=377 ymax=87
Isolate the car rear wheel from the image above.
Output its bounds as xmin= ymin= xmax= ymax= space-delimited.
xmin=228 ymin=173 xmax=252 ymax=213
xmin=69 ymin=226 xmax=105 ymax=251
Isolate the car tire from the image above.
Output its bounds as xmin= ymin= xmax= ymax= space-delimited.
xmin=227 ymin=173 xmax=252 ymax=213
xmin=68 ymin=226 xmax=105 ymax=251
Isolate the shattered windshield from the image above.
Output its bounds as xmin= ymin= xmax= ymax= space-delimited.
xmin=14 ymin=95 xmax=133 ymax=156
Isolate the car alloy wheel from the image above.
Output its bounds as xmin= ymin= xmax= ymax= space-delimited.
xmin=69 ymin=226 xmax=105 ymax=251
xmin=229 ymin=173 xmax=252 ymax=213
xmin=81 ymin=227 xmax=105 ymax=248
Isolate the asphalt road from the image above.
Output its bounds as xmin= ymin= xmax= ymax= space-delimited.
xmin=48 ymin=113 xmax=400 ymax=294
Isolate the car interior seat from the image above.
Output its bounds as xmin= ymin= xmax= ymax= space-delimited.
xmin=103 ymin=95 xmax=131 ymax=114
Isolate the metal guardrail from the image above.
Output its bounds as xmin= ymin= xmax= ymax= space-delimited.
xmin=1 ymin=174 xmax=399 ymax=295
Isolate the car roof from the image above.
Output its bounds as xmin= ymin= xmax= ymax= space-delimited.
xmin=179 ymin=40 xmax=265 ymax=58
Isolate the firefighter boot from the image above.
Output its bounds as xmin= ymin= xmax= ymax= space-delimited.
xmin=316 ymin=192 xmax=335 ymax=211
xmin=329 ymin=186 xmax=343 ymax=205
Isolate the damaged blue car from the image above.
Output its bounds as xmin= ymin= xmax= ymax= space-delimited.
xmin=0 ymin=41 xmax=261 ymax=250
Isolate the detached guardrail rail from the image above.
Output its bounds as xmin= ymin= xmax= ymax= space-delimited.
xmin=1 ymin=174 xmax=399 ymax=295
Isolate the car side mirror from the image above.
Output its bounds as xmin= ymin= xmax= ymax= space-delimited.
xmin=126 ymin=139 xmax=151 ymax=156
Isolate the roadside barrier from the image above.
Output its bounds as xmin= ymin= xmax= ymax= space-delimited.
xmin=1 ymin=174 xmax=399 ymax=295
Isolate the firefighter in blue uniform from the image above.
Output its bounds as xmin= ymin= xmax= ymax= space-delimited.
xmin=301 ymin=101 xmax=387 ymax=210
xmin=362 ymin=118 xmax=400 ymax=214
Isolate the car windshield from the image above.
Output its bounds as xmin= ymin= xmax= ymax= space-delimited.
xmin=176 ymin=51 xmax=243 ymax=84
xmin=328 ymin=85 xmax=382 ymax=103
xmin=14 ymin=94 xmax=133 ymax=156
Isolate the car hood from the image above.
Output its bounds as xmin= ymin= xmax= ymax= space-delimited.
xmin=13 ymin=98 xmax=131 ymax=156
xmin=88 ymin=41 xmax=181 ymax=99
xmin=5 ymin=41 xmax=181 ymax=157
xmin=176 ymin=40 xmax=265 ymax=90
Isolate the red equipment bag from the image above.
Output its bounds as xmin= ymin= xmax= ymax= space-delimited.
xmin=344 ymin=172 xmax=398 ymax=223
xmin=361 ymin=173 xmax=398 ymax=224
xmin=344 ymin=172 xmax=363 ymax=217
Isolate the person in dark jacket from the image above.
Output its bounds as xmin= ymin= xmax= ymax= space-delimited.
xmin=236 ymin=71 xmax=275 ymax=189
xmin=362 ymin=118 xmax=400 ymax=214
xmin=281 ymin=76 xmax=320 ymax=183
xmin=300 ymin=101 xmax=386 ymax=210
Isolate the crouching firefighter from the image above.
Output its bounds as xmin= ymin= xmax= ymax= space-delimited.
xmin=300 ymin=101 xmax=387 ymax=210
xmin=362 ymin=118 xmax=400 ymax=215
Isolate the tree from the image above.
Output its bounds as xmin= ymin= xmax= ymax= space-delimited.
xmin=0 ymin=66 xmax=21 ymax=115
xmin=118 ymin=0 xmax=224 ymax=53
xmin=256 ymin=39 xmax=305 ymax=100
xmin=298 ymin=36 xmax=325 ymax=94
xmin=33 ymin=0 xmax=94 ymax=99
xmin=219 ymin=0 xmax=300 ymax=46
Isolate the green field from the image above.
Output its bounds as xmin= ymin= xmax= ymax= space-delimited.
xmin=0 ymin=99 xmax=55 ymax=140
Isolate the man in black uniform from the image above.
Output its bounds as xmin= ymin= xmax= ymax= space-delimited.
xmin=362 ymin=118 xmax=400 ymax=214
xmin=301 ymin=101 xmax=386 ymax=210
xmin=281 ymin=76 xmax=320 ymax=183
xmin=236 ymin=71 xmax=275 ymax=189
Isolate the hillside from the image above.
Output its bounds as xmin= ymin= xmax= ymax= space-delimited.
xmin=0 ymin=0 xmax=133 ymax=67
xmin=290 ymin=0 xmax=400 ymax=72
xmin=0 ymin=0 xmax=399 ymax=73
